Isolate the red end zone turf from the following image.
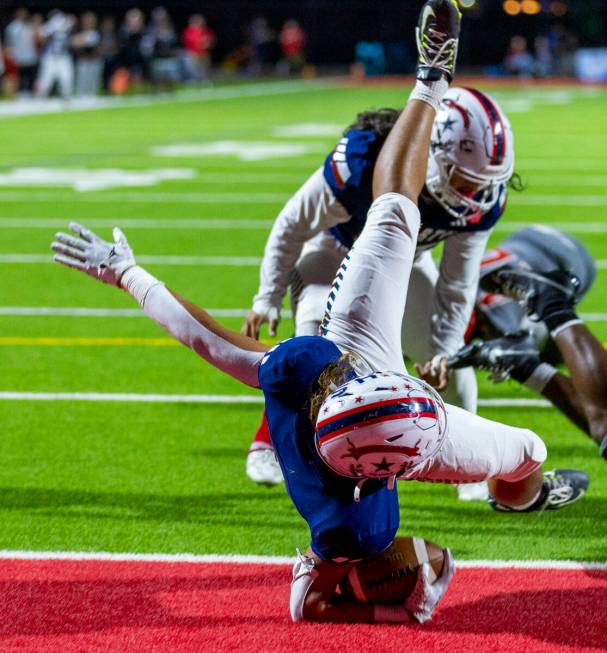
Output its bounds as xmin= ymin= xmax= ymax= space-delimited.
xmin=0 ymin=559 xmax=605 ymax=653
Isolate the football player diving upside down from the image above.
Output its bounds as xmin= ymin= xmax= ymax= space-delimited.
xmin=51 ymin=0 xmax=588 ymax=623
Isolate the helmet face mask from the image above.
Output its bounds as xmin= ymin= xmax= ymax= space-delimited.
xmin=314 ymin=372 xmax=448 ymax=481
xmin=426 ymin=87 xmax=514 ymax=221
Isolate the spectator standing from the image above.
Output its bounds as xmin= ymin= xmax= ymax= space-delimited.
xmin=99 ymin=16 xmax=119 ymax=92
xmin=144 ymin=7 xmax=179 ymax=89
xmin=533 ymin=36 xmax=553 ymax=77
xmin=182 ymin=14 xmax=215 ymax=82
xmin=72 ymin=12 xmax=102 ymax=96
xmin=4 ymin=8 xmax=38 ymax=96
xmin=249 ymin=16 xmax=276 ymax=75
xmin=118 ymin=8 xmax=147 ymax=85
xmin=504 ymin=35 xmax=533 ymax=78
xmin=279 ymin=19 xmax=305 ymax=75
xmin=36 ymin=10 xmax=75 ymax=99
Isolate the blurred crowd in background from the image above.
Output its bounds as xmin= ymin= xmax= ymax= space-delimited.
xmin=0 ymin=3 xmax=604 ymax=100
xmin=0 ymin=7 xmax=307 ymax=99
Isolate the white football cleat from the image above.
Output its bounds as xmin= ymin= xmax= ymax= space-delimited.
xmin=246 ymin=448 xmax=284 ymax=486
xmin=456 ymin=481 xmax=489 ymax=502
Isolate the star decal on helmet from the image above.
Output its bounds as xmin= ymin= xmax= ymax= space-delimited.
xmin=373 ymin=457 xmax=394 ymax=473
xmin=441 ymin=116 xmax=457 ymax=132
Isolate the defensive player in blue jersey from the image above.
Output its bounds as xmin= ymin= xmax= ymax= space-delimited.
xmin=242 ymin=83 xmax=519 ymax=485
xmin=449 ymin=225 xmax=607 ymax=460
xmin=51 ymin=0 xmax=588 ymax=623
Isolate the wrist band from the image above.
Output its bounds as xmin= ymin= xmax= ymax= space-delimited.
xmin=120 ymin=265 xmax=162 ymax=307
xmin=550 ymin=318 xmax=583 ymax=339
xmin=523 ymin=362 xmax=557 ymax=393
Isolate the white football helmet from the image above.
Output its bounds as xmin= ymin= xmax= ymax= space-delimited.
xmin=426 ymin=87 xmax=514 ymax=220
xmin=315 ymin=372 xmax=447 ymax=481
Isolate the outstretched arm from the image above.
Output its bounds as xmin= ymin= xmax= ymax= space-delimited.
xmin=52 ymin=222 xmax=267 ymax=388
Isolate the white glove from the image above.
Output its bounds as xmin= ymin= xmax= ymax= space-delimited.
xmin=52 ymin=222 xmax=136 ymax=287
xmin=405 ymin=548 xmax=455 ymax=623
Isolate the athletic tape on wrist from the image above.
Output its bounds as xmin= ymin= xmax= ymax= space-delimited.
xmin=408 ymin=79 xmax=449 ymax=112
xmin=523 ymin=362 xmax=557 ymax=393
xmin=550 ymin=318 xmax=583 ymax=339
xmin=120 ymin=265 xmax=163 ymax=307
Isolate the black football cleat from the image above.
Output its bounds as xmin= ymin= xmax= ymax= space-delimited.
xmin=600 ymin=435 xmax=607 ymax=461
xmin=416 ymin=0 xmax=462 ymax=82
xmin=446 ymin=331 xmax=541 ymax=383
xmin=489 ymin=469 xmax=589 ymax=513
xmin=480 ymin=268 xmax=581 ymax=323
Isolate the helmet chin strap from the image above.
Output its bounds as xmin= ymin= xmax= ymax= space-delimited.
xmin=353 ymin=474 xmax=397 ymax=503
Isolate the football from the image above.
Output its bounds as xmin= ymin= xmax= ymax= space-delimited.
xmin=339 ymin=536 xmax=446 ymax=604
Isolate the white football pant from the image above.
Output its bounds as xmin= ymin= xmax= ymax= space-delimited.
xmin=322 ymin=193 xmax=546 ymax=484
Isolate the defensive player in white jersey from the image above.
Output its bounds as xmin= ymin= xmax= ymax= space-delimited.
xmin=51 ymin=1 xmax=588 ymax=623
xmin=243 ymin=87 xmax=517 ymax=485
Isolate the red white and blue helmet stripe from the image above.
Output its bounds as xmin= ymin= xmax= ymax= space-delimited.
xmin=316 ymin=396 xmax=438 ymax=445
xmin=464 ymin=87 xmax=507 ymax=166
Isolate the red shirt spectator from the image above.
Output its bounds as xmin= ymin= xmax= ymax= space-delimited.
xmin=280 ymin=19 xmax=305 ymax=58
xmin=182 ymin=15 xmax=215 ymax=57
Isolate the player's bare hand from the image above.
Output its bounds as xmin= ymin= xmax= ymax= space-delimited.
xmin=405 ymin=548 xmax=455 ymax=623
xmin=415 ymin=356 xmax=449 ymax=391
xmin=242 ymin=307 xmax=280 ymax=340
xmin=51 ymin=222 xmax=136 ymax=287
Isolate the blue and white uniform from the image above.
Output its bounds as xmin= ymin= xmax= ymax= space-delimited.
xmin=252 ymin=128 xmax=506 ymax=412
xmin=129 ymin=192 xmax=545 ymax=562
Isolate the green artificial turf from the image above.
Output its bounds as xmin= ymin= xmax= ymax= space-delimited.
xmin=0 ymin=80 xmax=606 ymax=560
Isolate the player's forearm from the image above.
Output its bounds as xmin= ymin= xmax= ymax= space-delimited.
xmin=541 ymin=372 xmax=590 ymax=436
xmin=121 ymin=266 xmax=266 ymax=387
xmin=432 ymin=233 xmax=491 ymax=356
xmin=254 ymin=171 xmax=337 ymax=311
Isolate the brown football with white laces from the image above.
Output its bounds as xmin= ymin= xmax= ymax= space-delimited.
xmin=339 ymin=536 xmax=446 ymax=604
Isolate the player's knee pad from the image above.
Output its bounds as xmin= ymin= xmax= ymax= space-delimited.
xmin=499 ymin=429 xmax=547 ymax=483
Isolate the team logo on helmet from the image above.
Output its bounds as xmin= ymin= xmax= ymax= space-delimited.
xmin=426 ymin=86 xmax=514 ymax=222
xmin=315 ymin=372 xmax=448 ymax=481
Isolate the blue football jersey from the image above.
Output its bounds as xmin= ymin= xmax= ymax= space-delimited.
xmin=323 ymin=128 xmax=506 ymax=249
xmin=258 ymin=336 xmax=399 ymax=562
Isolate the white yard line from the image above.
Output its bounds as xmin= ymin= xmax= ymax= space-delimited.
xmin=0 ymin=218 xmax=274 ymax=230
xmin=0 ymin=80 xmax=330 ymax=119
xmin=0 ymin=307 xmax=603 ymax=321
xmin=0 ymin=392 xmax=560 ymax=408
xmin=0 ymin=549 xmax=604 ymax=569
xmin=0 ymin=192 xmax=606 ymax=205
xmin=0 ymin=392 xmax=266 ymax=404
xmin=0 ymin=191 xmax=291 ymax=203
xmin=0 ymin=253 xmax=261 ymax=266
xmin=0 ymin=218 xmax=606 ymax=234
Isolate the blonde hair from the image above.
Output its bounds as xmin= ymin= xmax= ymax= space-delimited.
xmin=309 ymin=352 xmax=362 ymax=425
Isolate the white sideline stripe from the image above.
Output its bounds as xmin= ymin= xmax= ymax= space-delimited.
xmin=0 ymin=218 xmax=606 ymax=234
xmin=0 ymin=550 xmax=604 ymax=570
xmin=0 ymin=393 xmax=559 ymax=407
xmin=0 ymin=191 xmax=291 ymax=203
xmin=0 ymin=253 xmax=262 ymax=266
xmin=0 ymin=307 xmax=603 ymax=321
